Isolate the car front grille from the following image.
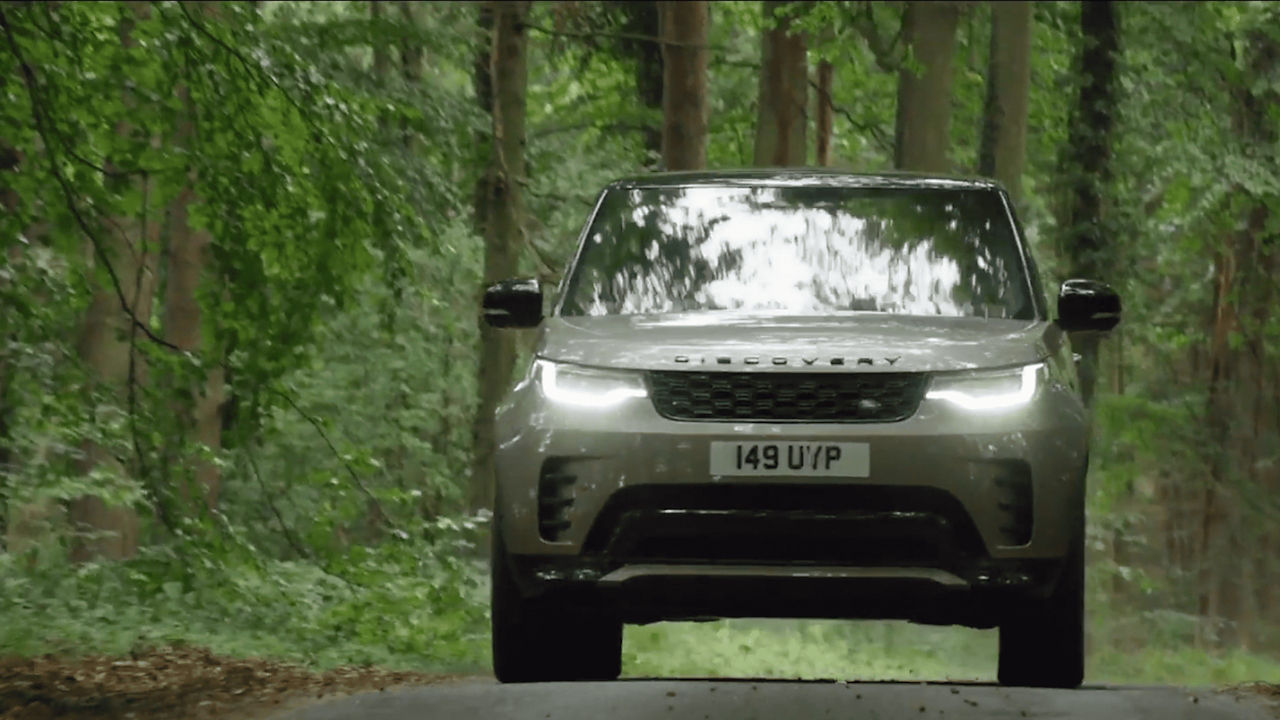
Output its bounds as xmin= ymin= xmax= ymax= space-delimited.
xmin=646 ymin=371 xmax=927 ymax=422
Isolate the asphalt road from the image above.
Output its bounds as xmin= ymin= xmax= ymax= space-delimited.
xmin=276 ymin=679 xmax=1278 ymax=720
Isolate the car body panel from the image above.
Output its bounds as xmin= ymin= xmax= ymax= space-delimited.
xmin=490 ymin=170 xmax=1092 ymax=628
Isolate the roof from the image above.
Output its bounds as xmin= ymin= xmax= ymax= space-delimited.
xmin=607 ymin=168 xmax=1004 ymax=191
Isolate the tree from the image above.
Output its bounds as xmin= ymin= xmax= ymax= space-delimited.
xmin=1056 ymin=0 xmax=1119 ymax=407
xmin=471 ymin=0 xmax=531 ymax=512
xmin=894 ymin=1 xmax=960 ymax=172
xmin=66 ymin=2 xmax=156 ymax=562
xmin=978 ymin=1 xmax=1033 ymax=201
xmin=815 ymin=54 xmax=834 ymax=166
xmin=659 ymin=1 xmax=709 ymax=170
xmin=617 ymin=1 xmax=664 ymax=161
xmin=754 ymin=1 xmax=808 ymax=166
xmin=1198 ymin=16 xmax=1280 ymax=648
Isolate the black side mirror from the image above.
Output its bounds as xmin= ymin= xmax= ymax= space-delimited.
xmin=1057 ymin=279 xmax=1121 ymax=333
xmin=482 ymin=278 xmax=542 ymax=328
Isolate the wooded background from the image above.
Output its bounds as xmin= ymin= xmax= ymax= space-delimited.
xmin=1 ymin=0 xmax=1278 ymax=680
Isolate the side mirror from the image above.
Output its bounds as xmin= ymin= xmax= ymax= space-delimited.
xmin=482 ymin=278 xmax=542 ymax=328
xmin=1057 ymin=279 xmax=1121 ymax=333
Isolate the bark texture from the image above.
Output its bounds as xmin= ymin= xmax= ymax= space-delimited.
xmin=470 ymin=0 xmax=530 ymax=511
xmin=978 ymin=0 xmax=1032 ymax=201
xmin=162 ymin=177 xmax=223 ymax=510
xmin=399 ymin=2 xmax=423 ymax=152
xmin=753 ymin=0 xmax=808 ymax=166
xmin=1057 ymin=0 xmax=1119 ymax=408
xmin=618 ymin=1 xmax=664 ymax=160
xmin=815 ymin=57 xmax=834 ymax=166
xmin=894 ymin=1 xmax=960 ymax=172
xmin=658 ymin=1 xmax=709 ymax=170
xmin=160 ymin=4 xmax=223 ymax=513
xmin=1198 ymin=25 xmax=1279 ymax=649
xmin=67 ymin=2 xmax=156 ymax=562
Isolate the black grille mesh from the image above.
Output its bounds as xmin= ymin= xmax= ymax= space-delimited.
xmin=647 ymin=371 xmax=927 ymax=422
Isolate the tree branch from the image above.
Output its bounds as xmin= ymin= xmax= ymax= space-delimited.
xmin=0 ymin=7 xmax=182 ymax=353
xmin=246 ymin=443 xmax=312 ymax=559
xmin=269 ymin=388 xmax=399 ymax=535
xmin=850 ymin=1 xmax=904 ymax=74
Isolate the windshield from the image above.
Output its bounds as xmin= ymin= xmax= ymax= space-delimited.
xmin=559 ymin=184 xmax=1038 ymax=320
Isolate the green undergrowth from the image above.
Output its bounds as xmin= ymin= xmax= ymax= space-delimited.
xmin=623 ymin=620 xmax=996 ymax=681
xmin=5 ymin=544 xmax=1279 ymax=686
xmin=0 ymin=536 xmax=491 ymax=673
xmin=623 ymin=619 xmax=1280 ymax=686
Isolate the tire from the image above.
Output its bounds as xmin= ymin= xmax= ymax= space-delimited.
xmin=997 ymin=524 xmax=1085 ymax=689
xmin=490 ymin=523 xmax=622 ymax=683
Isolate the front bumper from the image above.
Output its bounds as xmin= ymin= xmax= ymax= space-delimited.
xmin=492 ymin=368 xmax=1089 ymax=622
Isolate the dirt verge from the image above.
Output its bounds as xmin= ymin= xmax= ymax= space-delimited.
xmin=0 ymin=647 xmax=465 ymax=720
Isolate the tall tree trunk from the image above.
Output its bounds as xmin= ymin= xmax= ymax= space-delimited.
xmin=162 ymin=174 xmax=222 ymax=510
xmin=472 ymin=4 xmax=494 ymax=234
xmin=894 ymin=1 xmax=959 ymax=172
xmin=399 ymin=2 xmax=423 ymax=152
xmin=1057 ymin=0 xmax=1119 ymax=407
xmin=162 ymin=6 xmax=224 ymax=512
xmin=659 ymin=0 xmax=709 ymax=170
xmin=470 ymin=0 xmax=530 ymax=512
xmin=371 ymin=2 xmax=390 ymax=82
xmin=67 ymin=2 xmax=156 ymax=562
xmin=753 ymin=0 xmax=808 ymax=166
xmin=978 ymin=0 xmax=1032 ymax=201
xmin=620 ymin=1 xmax=664 ymax=161
xmin=371 ymin=2 xmax=391 ymax=133
xmin=814 ymin=57 xmax=834 ymax=166
xmin=1200 ymin=23 xmax=1279 ymax=649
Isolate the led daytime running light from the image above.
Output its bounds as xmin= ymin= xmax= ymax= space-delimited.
xmin=925 ymin=363 xmax=1044 ymax=411
xmin=538 ymin=360 xmax=648 ymax=408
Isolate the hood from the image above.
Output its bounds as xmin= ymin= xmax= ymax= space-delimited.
xmin=536 ymin=313 xmax=1059 ymax=373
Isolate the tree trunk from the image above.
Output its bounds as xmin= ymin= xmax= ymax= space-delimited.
xmin=1199 ymin=24 xmax=1279 ymax=649
xmin=371 ymin=2 xmax=391 ymax=134
xmin=162 ymin=181 xmax=222 ymax=511
xmin=470 ymin=0 xmax=530 ymax=512
xmin=1056 ymin=0 xmax=1119 ymax=407
xmin=68 ymin=2 xmax=157 ymax=562
xmin=619 ymin=1 xmax=664 ymax=161
xmin=978 ymin=0 xmax=1032 ymax=201
xmin=472 ymin=3 xmax=494 ymax=234
xmin=753 ymin=0 xmax=808 ymax=166
xmin=659 ymin=0 xmax=709 ymax=170
xmin=371 ymin=2 xmax=390 ymax=81
xmin=814 ymin=57 xmax=834 ymax=166
xmin=158 ymin=4 xmax=223 ymax=513
xmin=399 ymin=2 xmax=423 ymax=152
xmin=894 ymin=1 xmax=960 ymax=172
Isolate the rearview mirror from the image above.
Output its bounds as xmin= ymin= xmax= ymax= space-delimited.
xmin=1056 ymin=279 xmax=1121 ymax=333
xmin=482 ymin=278 xmax=542 ymax=328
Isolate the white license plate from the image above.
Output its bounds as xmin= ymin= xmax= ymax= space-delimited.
xmin=709 ymin=441 xmax=869 ymax=477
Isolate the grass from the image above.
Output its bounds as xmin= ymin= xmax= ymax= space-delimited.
xmin=623 ymin=619 xmax=1280 ymax=686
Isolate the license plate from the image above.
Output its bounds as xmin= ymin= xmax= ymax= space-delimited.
xmin=709 ymin=441 xmax=869 ymax=477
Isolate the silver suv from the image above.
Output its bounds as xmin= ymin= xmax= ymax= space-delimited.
xmin=482 ymin=171 xmax=1120 ymax=688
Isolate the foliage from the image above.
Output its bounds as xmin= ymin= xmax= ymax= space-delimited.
xmin=1 ymin=0 xmax=1278 ymax=685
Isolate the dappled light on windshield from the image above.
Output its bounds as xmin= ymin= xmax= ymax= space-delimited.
xmin=561 ymin=186 xmax=1033 ymax=319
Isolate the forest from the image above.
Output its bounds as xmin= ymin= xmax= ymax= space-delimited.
xmin=1 ymin=0 xmax=1279 ymax=694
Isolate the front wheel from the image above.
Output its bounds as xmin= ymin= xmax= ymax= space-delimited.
xmin=997 ymin=529 xmax=1085 ymax=688
xmin=491 ymin=523 xmax=622 ymax=683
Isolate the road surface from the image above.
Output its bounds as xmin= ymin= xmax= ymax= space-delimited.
xmin=275 ymin=678 xmax=1278 ymax=720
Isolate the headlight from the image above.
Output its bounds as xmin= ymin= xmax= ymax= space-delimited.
xmin=535 ymin=359 xmax=648 ymax=408
xmin=925 ymin=363 xmax=1046 ymax=411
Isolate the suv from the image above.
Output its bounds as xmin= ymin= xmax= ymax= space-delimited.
xmin=482 ymin=171 xmax=1120 ymax=688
